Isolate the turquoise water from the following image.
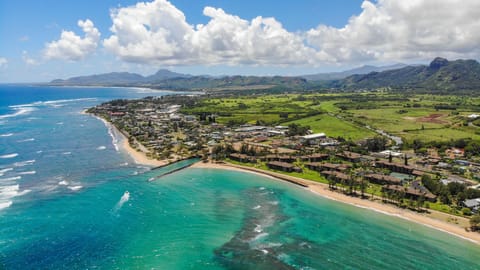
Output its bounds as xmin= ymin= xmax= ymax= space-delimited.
xmin=0 ymin=86 xmax=479 ymax=269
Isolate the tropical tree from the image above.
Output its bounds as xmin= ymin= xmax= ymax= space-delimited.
xmin=470 ymin=215 xmax=480 ymax=231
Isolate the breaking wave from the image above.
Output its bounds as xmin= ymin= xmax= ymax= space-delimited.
xmin=0 ymin=153 xmax=18 ymax=159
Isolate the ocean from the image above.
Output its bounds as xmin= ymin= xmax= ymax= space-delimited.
xmin=0 ymin=85 xmax=478 ymax=269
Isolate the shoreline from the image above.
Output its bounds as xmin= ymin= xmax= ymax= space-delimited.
xmin=84 ymin=110 xmax=169 ymax=167
xmin=191 ymin=161 xmax=480 ymax=245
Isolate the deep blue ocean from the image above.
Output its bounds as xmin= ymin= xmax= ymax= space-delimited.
xmin=0 ymin=85 xmax=478 ymax=269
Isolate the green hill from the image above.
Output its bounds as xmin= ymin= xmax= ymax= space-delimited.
xmin=335 ymin=57 xmax=480 ymax=91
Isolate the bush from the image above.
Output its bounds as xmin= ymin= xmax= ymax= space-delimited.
xmin=461 ymin=207 xmax=472 ymax=216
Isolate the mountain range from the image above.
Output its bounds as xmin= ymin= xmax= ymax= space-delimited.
xmin=301 ymin=63 xmax=407 ymax=81
xmin=334 ymin=57 xmax=480 ymax=91
xmin=49 ymin=57 xmax=480 ymax=92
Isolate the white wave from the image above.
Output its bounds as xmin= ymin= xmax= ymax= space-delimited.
xmin=0 ymin=201 xmax=12 ymax=210
xmin=67 ymin=185 xmax=83 ymax=191
xmin=113 ymin=191 xmax=130 ymax=212
xmin=14 ymin=160 xmax=35 ymax=167
xmin=62 ymin=152 xmax=72 ymax=155
xmin=17 ymin=138 xmax=35 ymax=142
xmin=96 ymin=146 xmax=106 ymax=150
xmin=18 ymin=171 xmax=36 ymax=175
xmin=11 ymin=98 xmax=98 ymax=109
xmin=0 ymin=133 xmax=13 ymax=137
xmin=0 ymin=168 xmax=14 ymax=176
xmin=254 ymin=224 xmax=263 ymax=233
xmin=58 ymin=180 xmax=69 ymax=186
xmin=0 ymin=106 xmax=36 ymax=119
xmin=250 ymin=232 xmax=269 ymax=242
xmin=0 ymin=184 xmax=30 ymax=199
xmin=0 ymin=153 xmax=18 ymax=159
xmin=259 ymin=187 xmax=266 ymax=190
xmin=107 ymin=127 xmax=119 ymax=152
xmin=36 ymin=150 xmax=42 ymax=154
xmin=56 ymin=122 xmax=64 ymax=125
xmin=0 ymin=176 xmax=21 ymax=182
xmin=42 ymin=98 xmax=97 ymax=105
xmin=252 ymin=205 xmax=262 ymax=210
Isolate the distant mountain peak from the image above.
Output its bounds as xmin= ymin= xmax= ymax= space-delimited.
xmin=429 ymin=57 xmax=449 ymax=69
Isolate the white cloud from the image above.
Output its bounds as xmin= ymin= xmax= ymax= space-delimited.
xmin=306 ymin=0 xmax=480 ymax=63
xmin=103 ymin=0 xmax=480 ymax=66
xmin=103 ymin=0 xmax=316 ymax=66
xmin=44 ymin=19 xmax=100 ymax=61
xmin=22 ymin=51 xmax=38 ymax=66
xmin=0 ymin=57 xmax=7 ymax=68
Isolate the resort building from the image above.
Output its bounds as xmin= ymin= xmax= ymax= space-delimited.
xmin=266 ymin=161 xmax=302 ymax=173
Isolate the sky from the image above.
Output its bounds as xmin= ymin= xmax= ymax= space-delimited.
xmin=1 ymin=0 xmax=479 ymax=82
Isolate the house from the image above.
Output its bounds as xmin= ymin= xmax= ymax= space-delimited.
xmin=440 ymin=175 xmax=469 ymax=185
xmin=267 ymin=161 xmax=302 ymax=173
xmin=229 ymin=153 xmax=257 ymax=163
xmin=305 ymin=162 xmax=350 ymax=172
xmin=365 ymin=173 xmax=402 ymax=185
xmin=375 ymin=160 xmax=415 ymax=174
xmin=320 ymin=170 xmax=350 ymax=182
xmin=382 ymin=181 xmax=437 ymax=202
xmin=261 ymin=155 xmax=296 ymax=163
xmin=463 ymin=198 xmax=480 ymax=212
xmin=336 ymin=151 xmax=362 ymax=163
xmin=300 ymin=153 xmax=329 ymax=163
xmin=300 ymin=133 xmax=326 ymax=145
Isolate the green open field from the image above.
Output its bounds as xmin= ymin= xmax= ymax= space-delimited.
xmin=284 ymin=114 xmax=376 ymax=141
xmin=183 ymin=92 xmax=480 ymax=143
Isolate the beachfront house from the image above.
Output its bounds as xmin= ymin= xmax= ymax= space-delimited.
xmin=267 ymin=161 xmax=302 ymax=173
xmin=463 ymin=198 xmax=480 ymax=212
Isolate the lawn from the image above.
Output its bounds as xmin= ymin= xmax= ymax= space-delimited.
xmin=285 ymin=114 xmax=377 ymax=141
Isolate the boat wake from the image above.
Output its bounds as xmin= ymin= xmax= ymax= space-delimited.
xmin=113 ymin=191 xmax=130 ymax=213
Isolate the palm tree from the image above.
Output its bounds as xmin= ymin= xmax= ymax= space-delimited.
xmin=359 ymin=175 xmax=367 ymax=199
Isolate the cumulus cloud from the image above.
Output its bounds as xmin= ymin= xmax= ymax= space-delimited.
xmin=44 ymin=19 xmax=100 ymax=61
xmin=0 ymin=57 xmax=7 ymax=68
xmin=103 ymin=0 xmax=480 ymax=66
xmin=307 ymin=0 xmax=480 ymax=63
xmin=103 ymin=0 xmax=316 ymax=65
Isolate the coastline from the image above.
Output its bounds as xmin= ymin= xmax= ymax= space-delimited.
xmin=84 ymin=110 xmax=168 ymax=167
xmin=191 ymin=161 xmax=480 ymax=245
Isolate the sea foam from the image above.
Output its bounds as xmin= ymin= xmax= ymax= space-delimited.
xmin=0 ymin=168 xmax=14 ymax=176
xmin=0 ymin=153 xmax=18 ymax=159
xmin=0 ymin=106 xmax=36 ymax=119
xmin=14 ymin=160 xmax=35 ymax=167
xmin=67 ymin=185 xmax=83 ymax=191
xmin=17 ymin=138 xmax=35 ymax=142
xmin=0 ymin=201 xmax=12 ymax=210
xmin=18 ymin=171 xmax=36 ymax=175
xmin=113 ymin=191 xmax=130 ymax=212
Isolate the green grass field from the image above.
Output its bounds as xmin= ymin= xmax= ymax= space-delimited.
xmin=183 ymin=92 xmax=480 ymax=143
xmin=284 ymin=114 xmax=376 ymax=141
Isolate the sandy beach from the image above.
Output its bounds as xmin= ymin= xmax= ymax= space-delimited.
xmin=119 ymin=137 xmax=168 ymax=167
xmin=191 ymin=161 xmax=480 ymax=245
xmin=85 ymin=110 xmax=168 ymax=167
